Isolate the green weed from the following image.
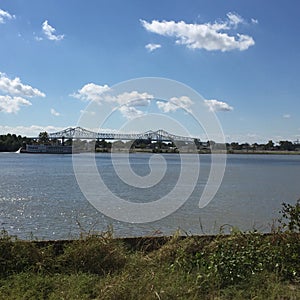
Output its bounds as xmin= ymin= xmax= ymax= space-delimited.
xmin=0 ymin=201 xmax=299 ymax=299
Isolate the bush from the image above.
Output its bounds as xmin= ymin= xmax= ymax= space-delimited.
xmin=0 ymin=230 xmax=41 ymax=277
xmin=279 ymin=199 xmax=300 ymax=232
xmin=192 ymin=230 xmax=300 ymax=288
xmin=59 ymin=234 xmax=128 ymax=275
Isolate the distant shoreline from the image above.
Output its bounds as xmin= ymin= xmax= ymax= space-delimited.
xmin=227 ymin=150 xmax=300 ymax=155
xmin=95 ymin=148 xmax=300 ymax=155
xmin=1 ymin=149 xmax=300 ymax=155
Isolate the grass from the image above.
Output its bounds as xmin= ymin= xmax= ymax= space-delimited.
xmin=0 ymin=201 xmax=299 ymax=299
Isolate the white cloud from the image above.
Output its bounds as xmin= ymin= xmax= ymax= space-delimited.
xmin=50 ymin=108 xmax=60 ymax=116
xmin=119 ymin=106 xmax=144 ymax=120
xmin=0 ymin=95 xmax=32 ymax=113
xmin=0 ymin=125 xmax=125 ymax=136
xmin=73 ymin=83 xmax=153 ymax=106
xmin=72 ymin=83 xmax=154 ymax=120
xmin=0 ymin=125 xmax=66 ymax=136
xmin=157 ymin=96 xmax=193 ymax=113
xmin=251 ymin=18 xmax=259 ymax=24
xmin=0 ymin=72 xmax=45 ymax=114
xmin=283 ymin=114 xmax=291 ymax=119
xmin=0 ymin=72 xmax=45 ymax=98
xmin=157 ymin=101 xmax=177 ymax=113
xmin=145 ymin=43 xmax=162 ymax=52
xmin=42 ymin=20 xmax=64 ymax=41
xmin=225 ymin=133 xmax=265 ymax=144
xmin=80 ymin=109 xmax=96 ymax=116
xmin=114 ymin=91 xmax=152 ymax=106
xmin=204 ymin=99 xmax=233 ymax=112
xmin=112 ymin=91 xmax=152 ymax=121
xmin=0 ymin=8 xmax=15 ymax=24
xmin=72 ymin=83 xmax=111 ymax=102
xmin=227 ymin=12 xmax=244 ymax=27
xmin=141 ymin=13 xmax=255 ymax=52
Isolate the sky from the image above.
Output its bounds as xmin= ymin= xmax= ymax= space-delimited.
xmin=0 ymin=0 xmax=300 ymax=143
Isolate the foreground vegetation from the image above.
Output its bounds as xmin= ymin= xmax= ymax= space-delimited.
xmin=0 ymin=201 xmax=299 ymax=299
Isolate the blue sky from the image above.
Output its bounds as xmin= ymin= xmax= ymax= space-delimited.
xmin=0 ymin=0 xmax=300 ymax=143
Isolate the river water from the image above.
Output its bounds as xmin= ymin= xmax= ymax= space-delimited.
xmin=0 ymin=152 xmax=299 ymax=240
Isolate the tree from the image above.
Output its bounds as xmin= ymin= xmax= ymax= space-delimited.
xmin=65 ymin=138 xmax=73 ymax=146
xmin=38 ymin=132 xmax=50 ymax=144
xmin=230 ymin=142 xmax=241 ymax=150
xmin=0 ymin=133 xmax=29 ymax=151
xmin=279 ymin=141 xmax=294 ymax=151
xmin=265 ymin=140 xmax=274 ymax=150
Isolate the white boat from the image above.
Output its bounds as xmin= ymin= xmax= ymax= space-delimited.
xmin=21 ymin=144 xmax=73 ymax=154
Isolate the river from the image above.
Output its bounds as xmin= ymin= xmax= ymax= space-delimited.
xmin=0 ymin=152 xmax=299 ymax=239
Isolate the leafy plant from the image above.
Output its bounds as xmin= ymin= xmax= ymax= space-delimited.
xmin=279 ymin=199 xmax=300 ymax=232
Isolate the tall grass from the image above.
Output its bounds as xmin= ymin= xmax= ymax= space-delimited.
xmin=0 ymin=201 xmax=299 ymax=299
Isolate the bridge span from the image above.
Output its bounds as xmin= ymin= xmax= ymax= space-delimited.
xmin=48 ymin=127 xmax=198 ymax=142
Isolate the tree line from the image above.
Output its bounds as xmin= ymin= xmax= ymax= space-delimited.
xmin=0 ymin=131 xmax=299 ymax=152
xmin=225 ymin=140 xmax=300 ymax=152
xmin=0 ymin=134 xmax=32 ymax=152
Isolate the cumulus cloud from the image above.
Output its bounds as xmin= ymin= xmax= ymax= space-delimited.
xmin=42 ymin=20 xmax=64 ymax=41
xmin=74 ymin=88 xmax=193 ymax=119
xmin=141 ymin=12 xmax=255 ymax=52
xmin=50 ymin=108 xmax=60 ymax=116
xmin=0 ymin=95 xmax=32 ymax=113
xmin=114 ymin=91 xmax=152 ymax=107
xmin=72 ymin=83 xmax=153 ymax=106
xmin=145 ymin=43 xmax=162 ymax=52
xmin=157 ymin=96 xmax=193 ymax=113
xmin=0 ymin=72 xmax=45 ymax=98
xmin=72 ymin=83 xmax=111 ymax=102
xmin=0 ymin=125 xmax=65 ymax=136
xmin=114 ymin=91 xmax=152 ymax=119
xmin=119 ymin=106 xmax=144 ymax=120
xmin=0 ymin=72 xmax=45 ymax=114
xmin=283 ymin=114 xmax=291 ymax=119
xmin=72 ymin=83 xmax=153 ymax=120
xmin=204 ymin=99 xmax=233 ymax=112
xmin=0 ymin=8 xmax=15 ymax=24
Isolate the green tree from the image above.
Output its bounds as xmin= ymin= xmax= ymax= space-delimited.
xmin=230 ymin=142 xmax=241 ymax=150
xmin=279 ymin=141 xmax=294 ymax=151
xmin=265 ymin=140 xmax=274 ymax=150
xmin=0 ymin=134 xmax=32 ymax=152
xmin=38 ymin=132 xmax=50 ymax=144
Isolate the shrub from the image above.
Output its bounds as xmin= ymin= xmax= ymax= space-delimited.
xmin=279 ymin=199 xmax=300 ymax=232
xmin=0 ymin=230 xmax=41 ymax=277
xmin=192 ymin=230 xmax=300 ymax=288
xmin=59 ymin=234 xmax=128 ymax=275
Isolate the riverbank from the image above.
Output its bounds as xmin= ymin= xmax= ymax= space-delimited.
xmin=0 ymin=230 xmax=299 ymax=299
xmin=95 ymin=148 xmax=300 ymax=155
xmin=228 ymin=150 xmax=300 ymax=155
xmin=1 ymin=147 xmax=299 ymax=154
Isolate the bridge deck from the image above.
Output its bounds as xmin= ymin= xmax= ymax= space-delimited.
xmin=48 ymin=127 xmax=197 ymax=142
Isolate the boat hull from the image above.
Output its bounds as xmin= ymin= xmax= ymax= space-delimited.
xmin=21 ymin=144 xmax=73 ymax=154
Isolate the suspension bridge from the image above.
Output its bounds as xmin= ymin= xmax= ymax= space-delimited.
xmin=48 ymin=127 xmax=197 ymax=142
